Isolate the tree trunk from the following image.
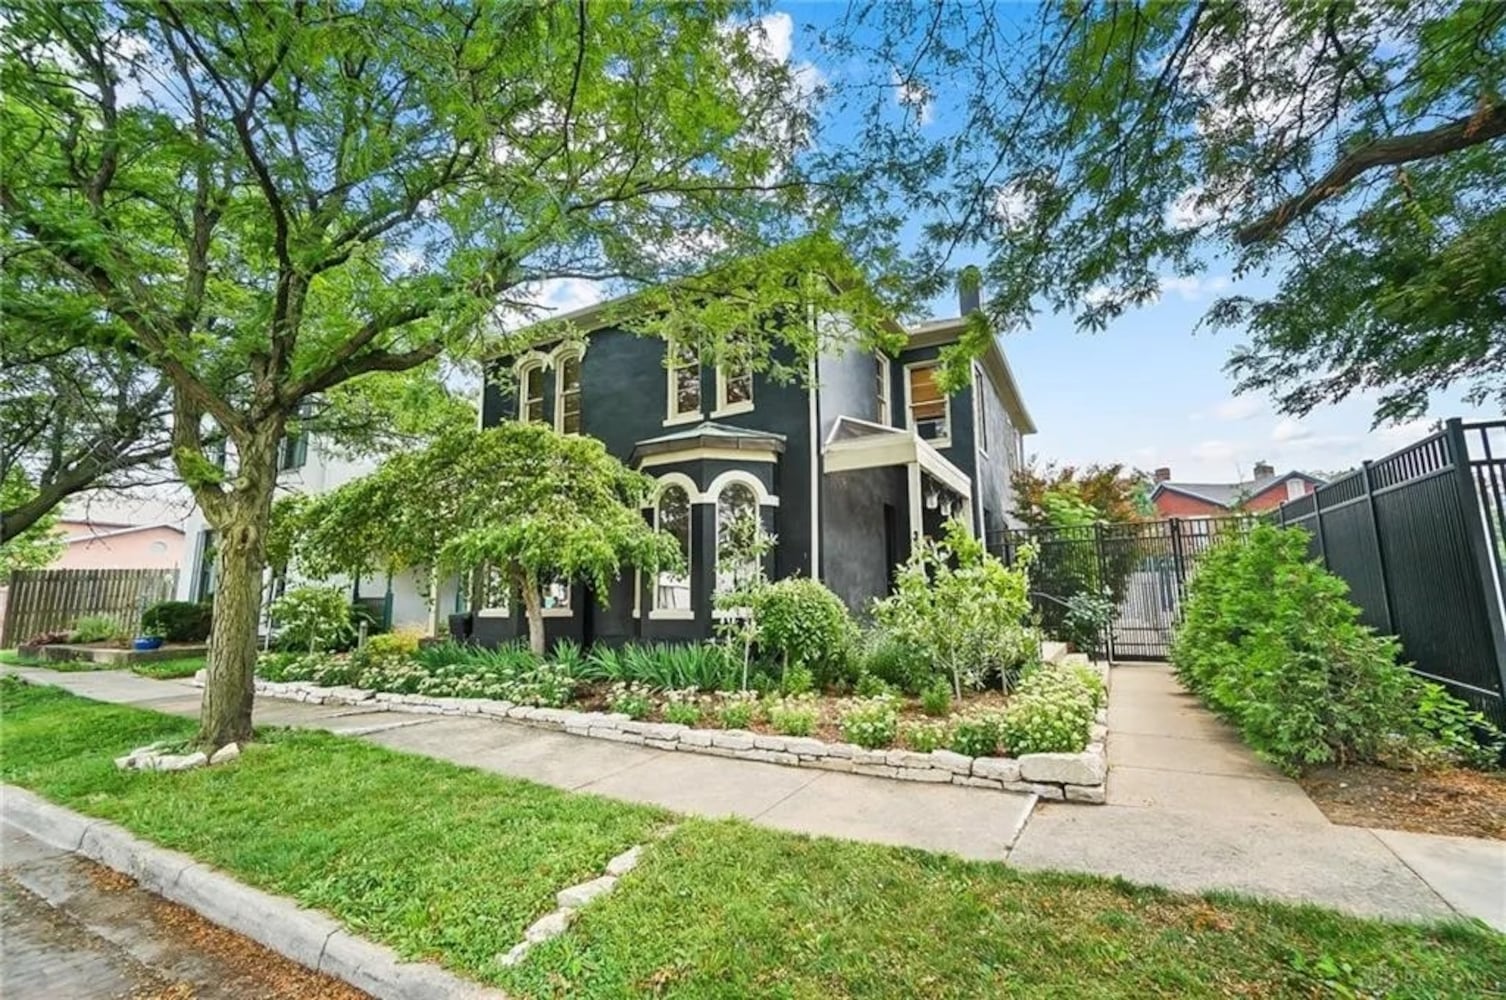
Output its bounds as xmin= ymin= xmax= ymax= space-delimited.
xmin=520 ymin=575 xmax=545 ymax=657
xmin=197 ymin=427 xmax=279 ymax=750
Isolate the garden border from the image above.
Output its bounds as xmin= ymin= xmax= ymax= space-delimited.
xmin=232 ymin=661 xmax=1111 ymax=803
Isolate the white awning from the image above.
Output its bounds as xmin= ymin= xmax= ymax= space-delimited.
xmin=821 ymin=416 xmax=972 ymax=498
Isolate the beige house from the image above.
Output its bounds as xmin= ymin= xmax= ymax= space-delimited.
xmin=52 ymin=520 xmax=185 ymax=571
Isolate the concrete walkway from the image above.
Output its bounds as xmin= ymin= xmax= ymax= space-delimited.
xmin=6 ymin=664 xmax=1503 ymax=929
xmin=1010 ymin=665 xmax=1506 ymax=928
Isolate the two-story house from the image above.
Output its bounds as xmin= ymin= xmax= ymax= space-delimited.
xmin=464 ymin=284 xmax=1034 ymax=648
xmin=1149 ymin=462 xmax=1324 ymax=518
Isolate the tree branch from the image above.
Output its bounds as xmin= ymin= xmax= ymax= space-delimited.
xmin=1237 ymin=100 xmax=1506 ymax=246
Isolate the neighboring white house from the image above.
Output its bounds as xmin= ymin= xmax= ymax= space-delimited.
xmin=176 ymin=430 xmax=460 ymax=633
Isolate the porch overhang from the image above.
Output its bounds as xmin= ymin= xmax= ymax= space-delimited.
xmin=822 ymin=417 xmax=971 ymax=497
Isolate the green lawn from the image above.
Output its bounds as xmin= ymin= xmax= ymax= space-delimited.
xmin=2 ymin=677 xmax=1500 ymax=998
xmin=0 ymin=648 xmax=204 ymax=679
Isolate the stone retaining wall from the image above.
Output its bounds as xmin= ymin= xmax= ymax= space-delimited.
xmin=242 ymin=675 xmax=1110 ymax=803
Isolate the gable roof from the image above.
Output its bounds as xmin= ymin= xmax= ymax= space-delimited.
xmin=63 ymin=522 xmax=185 ymax=544
xmin=1150 ymin=471 xmax=1324 ymax=508
xmin=904 ymin=316 xmax=1036 ymax=435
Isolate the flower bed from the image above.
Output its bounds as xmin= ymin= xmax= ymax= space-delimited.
xmin=238 ymin=650 xmax=1111 ymax=802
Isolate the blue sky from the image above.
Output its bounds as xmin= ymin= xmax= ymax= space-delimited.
xmin=764 ymin=3 xmax=1496 ymax=483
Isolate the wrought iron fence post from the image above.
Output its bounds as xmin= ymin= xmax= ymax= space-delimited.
xmin=1446 ymin=418 xmax=1506 ymax=709
xmin=1360 ymin=460 xmax=1397 ymax=635
xmin=1093 ymin=520 xmax=1112 ymax=662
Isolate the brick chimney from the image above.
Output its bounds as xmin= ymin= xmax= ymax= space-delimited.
xmin=1253 ymin=460 xmax=1274 ymax=480
xmin=1153 ymin=467 xmax=1171 ymax=483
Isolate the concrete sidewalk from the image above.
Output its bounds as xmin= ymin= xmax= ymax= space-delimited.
xmin=6 ymin=663 xmax=1503 ymax=928
xmin=0 ymin=667 xmax=1035 ymax=863
xmin=1010 ymin=665 xmax=1505 ymax=928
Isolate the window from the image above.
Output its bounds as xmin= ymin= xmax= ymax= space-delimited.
xmin=875 ymin=354 xmax=891 ymax=425
xmin=974 ymin=363 xmax=988 ymax=454
xmin=278 ymin=406 xmax=309 ymax=471
xmin=906 ymin=363 xmax=950 ymax=445
xmin=543 ymin=578 xmax=571 ymax=611
xmin=667 ymin=341 xmax=701 ymax=422
xmin=519 ymin=362 xmax=546 ymax=423
xmin=556 ymin=353 xmax=582 ymax=434
xmin=194 ymin=530 xmax=217 ymax=601
xmin=715 ymin=481 xmax=760 ymax=594
xmin=715 ymin=336 xmax=754 ymax=415
xmin=653 ymin=484 xmax=693 ymax=614
xmin=1285 ymin=478 xmax=1306 ymax=501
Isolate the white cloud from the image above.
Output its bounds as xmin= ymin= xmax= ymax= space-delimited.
xmin=1272 ymin=417 xmax=1311 ymax=442
xmin=1190 ymin=439 xmax=1237 ymax=464
xmin=891 ymin=68 xmax=934 ymax=125
xmin=740 ymin=13 xmax=825 ymax=97
xmin=1213 ymin=396 xmax=1265 ymax=422
xmin=1159 ymin=274 xmax=1230 ymax=301
xmin=491 ymin=278 xmax=606 ymax=333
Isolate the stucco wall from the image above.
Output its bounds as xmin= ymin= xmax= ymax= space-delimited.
xmin=54 ymin=524 xmax=184 ymax=571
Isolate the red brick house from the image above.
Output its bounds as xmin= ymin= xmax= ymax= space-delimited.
xmin=1149 ymin=462 xmax=1323 ymax=517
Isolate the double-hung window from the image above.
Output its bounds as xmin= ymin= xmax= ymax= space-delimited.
xmin=906 ymin=362 xmax=950 ymax=446
xmin=519 ymin=362 xmax=546 ymax=423
xmin=556 ymin=352 xmax=582 ymax=434
xmin=667 ymin=341 xmax=702 ymax=423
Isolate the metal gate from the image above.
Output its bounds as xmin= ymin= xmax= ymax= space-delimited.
xmin=989 ymin=517 xmax=1251 ymax=661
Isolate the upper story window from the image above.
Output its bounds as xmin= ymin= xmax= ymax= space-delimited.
xmin=715 ymin=335 xmax=754 ymax=416
xmin=1285 ymin=478 xmax=1306 ymax=501
xmin=875 ymin=354 xmax=891 ymax=425
xmin=667 ymin=341 xmax=702 ymax=424
xmin=653 ymin=483 xmax=693 ymax=614
xmin=519 ymin=361 xmax=546 ymax=424
xmin=556 ymin=352 xmax=582 ymax=434
xmin=278 ymin=406 xmax=309 ymax=471
xmin=906 ymin=362 xmax=950 ymax=447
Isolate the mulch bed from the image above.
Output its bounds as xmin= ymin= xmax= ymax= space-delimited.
xmin=1299 ymin=763 xmax=1506 ymax=841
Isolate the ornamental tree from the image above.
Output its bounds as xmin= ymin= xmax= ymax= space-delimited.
xmin=832 ymin=2 xmax=1506 ymax=422
xmin=1 ymin=1 xmax=844 ymax=747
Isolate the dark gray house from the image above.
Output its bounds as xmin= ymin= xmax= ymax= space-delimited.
xmin=464 ymin=288 xmax=1035 ymax=647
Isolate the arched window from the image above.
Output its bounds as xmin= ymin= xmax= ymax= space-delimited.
xmin=715 ymin=481 xmax=760 ymax=594
xmin=556 ymin=352 xmax=582 ymax=434
xmin=654 ymin=484 xmax=692 ymax=612
xmin=518 ymin=361 xmax=546 ymax=423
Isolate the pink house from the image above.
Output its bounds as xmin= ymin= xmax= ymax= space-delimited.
xmin=52 ymin=520 xmax=185 ymax=571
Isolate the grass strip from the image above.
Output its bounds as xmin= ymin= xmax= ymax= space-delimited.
xmin=2 ymin=677 xmax=1500 ymax=997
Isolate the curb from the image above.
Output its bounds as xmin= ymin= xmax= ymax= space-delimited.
xmin=1 ymin=784 xmax=506 ymax=1000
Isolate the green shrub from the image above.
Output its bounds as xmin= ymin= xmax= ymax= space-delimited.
xmin=767 ymin=695 xmax=819 ymax=736
xmin=1414 ymin=682 xmax=1505 ymax=770
xmin=920 ymin=679 xmax=952 ymax=717
xmin=270 ymin=585 xmax=355 ymax=652
xmin=840 ymin=696 xmax=898 ymax=749
xmin=949 ymin=713 xmax=1005 ymax=757
xmin=255 ymin=651 xmax=354 ymax=686
xmin=1172 ymin=524 xmax=1444 ymax=774
xmin=1061 ymin=589 xmax=1113 ymax=654
xmin=999 ymin=691 xmax=1093 ymax=755
xmin=1017 ymin=662 xmax=1104 ymax=711
xmin=872 ymin=520 xmax=1036 ymax=697
xmin=580 ymin=642 xmax=735 ymax=691
xmin=854 ymin=672 xmax=897 ymax=698
xmin=70 ymin=614 xmax=121 ymax=643
xmin=717 ymin=693 xmax=757 ymax=729
xmin=353 ymin=639 xmax=571 ymax=706
xmin=858 ymin=631 xmax=933 ymax=694
xmin=901 ymin=720 xmax=950 ymax=753
xmin=610 ymin=683 xmax=653 ymax=720
xmin=663 ymin=692 xmax=703 ymax=726
xmin=551 ymin=638 xmax=586 ymax=677
xmin=750 ymin=578 xmax=856 ymax=688
xmin=780 ymin=665 xmax=814 ymax=697
xmin=140 ymin=601 xmax=213 ymax=642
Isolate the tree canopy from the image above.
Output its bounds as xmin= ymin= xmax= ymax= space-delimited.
xmin=1010 ymin=460 xmax=1151 ymax=528
xmin=830 ymin=1 xmax=1506 ymax=422
xmin=294 ymin=424 xmax=681 ymax=655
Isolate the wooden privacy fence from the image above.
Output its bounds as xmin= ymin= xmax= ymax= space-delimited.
xmin=1 ymin=568 xmax=179 ymax=647
xmin=1273 ymin=417 xmax=1506 ymax=732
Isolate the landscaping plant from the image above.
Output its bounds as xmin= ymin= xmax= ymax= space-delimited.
xmin=609 ymin=683 xmax=654 ymax=721
xmin=949 ymin=713 xmax=1005 ymax=757
xmin=748 ymin=577 xmax=857 ymax=690
xmin=1171 ymin=523 xmax=1495 ymax=774
xmin=873 ymin=519 xmax=1036 ymax=698
xmin=767 ymin=696 xmax=820 ymax=737
xmin=857 ymin=631 xmax=933 ymax=695
xmin=662 ymin=691 xmax=703 ymax=727
xmin=840 ymin=696 xmax=899 ymax=749
xmin=70 ymin=614 xmax=122 ymax=643
xmin=269 ymin=586 xmax=355 ymax=653
xmin=920 ymin=679 xmax=952 ymax=717
xmin=717 ymin=693 xmax=758 ymax=730
xmin=140 ymin=601 xmax=214 ymax=643
xmin=901 ymin=720 xmax=951 ymax=753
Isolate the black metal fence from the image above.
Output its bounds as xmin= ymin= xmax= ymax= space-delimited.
xmin=1272 ymin=417 xmax=1506 ymax=731
xmin=988 ymin=516 xmax=1251 ymax=661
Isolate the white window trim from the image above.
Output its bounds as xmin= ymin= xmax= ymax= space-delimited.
xmin=973 ymin=362 xmax=988 ymax=457
xmin=516 ymin=357 xmax=547 ymax=424
xmin=712 ymin=475 xmax=772 ymax=599
xmin=541 ymin=607 xmax=574 ymax=619
xmin=904 ymin=360 xmax=952 ymax=449
xmin=665 ymin=340 xmax=703 ymax=426
xmin=875 ymin=353 xmax=892 ymax=426
xmin=704 ymin=469 xmax=778 ymax=506
xmin=712 ymin=362 xmax=755 ymax=418
xmin=553 ymin=348 xmax=583 ymax=434
xmin=651 ymin=479 xmax=695 ymax=616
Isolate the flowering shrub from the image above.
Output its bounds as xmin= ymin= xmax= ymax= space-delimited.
xmin=999 ymin=687 xmax=1094 ymax=755
xmin=662 ymin=689 xmax=703 ymax=726
xmin=717 ymin=691 xmax=758 ymax=729
xmin=257 ymin=645 xmax=574 ymax=707
xmin=610 ymin=682 xmax=654 ymax=720
xmin=269 ymin=585 xmax=354 ymax=652
xmin=767 ymin=695 xmax=819 ymax=736
xmin=256 ymin=651 xmax=354 ymax=686
xmin=901 ymin=720 xmax=950 ymax=752
xmin=840 ymin=696 xmax=899 ymax=749
xmin=1017 ymin=661 xmax=1105 ymax=710
xmin=949 ymin=713 xmax=1005 ymax=757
